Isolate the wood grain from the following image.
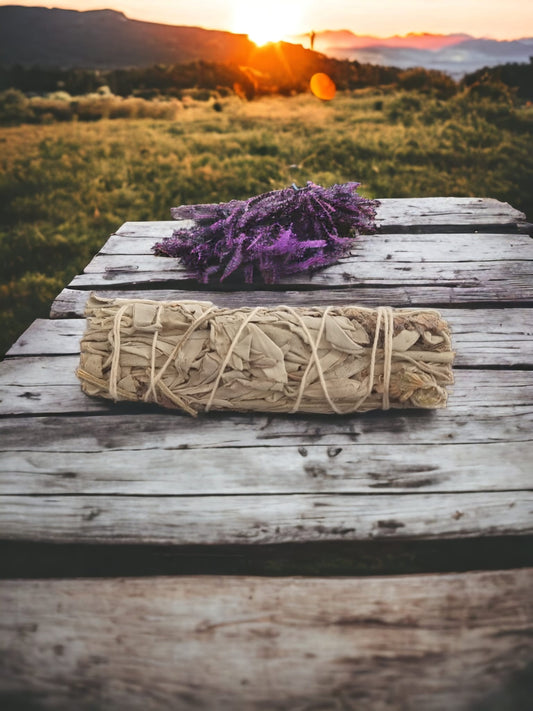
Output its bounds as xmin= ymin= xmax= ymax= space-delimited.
xmin=0 ymin=491 xmax=531 ymax=544
xmin=0 ymin=440 xmax=530 ymax=495
xmin=101 ymin=231 xmax=533 ymax=259
xmin=74 ymin=255 xmax=533 ymax=294
xmin=375 ymin=196 xmax=526 ymax=228
xmin=50 ymin=285 xmax=533 ymax=322
xmin=7 ymin=309 xmax=533 ymax=368
xmin=1 ymin=400 xmax=531 ymax=449
xmin=1 ymin=570 xmax=532 ymax=710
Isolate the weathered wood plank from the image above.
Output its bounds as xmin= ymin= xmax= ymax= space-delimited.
xmin=115 ymin=219 xmax=190 ymax=237
xmin=0 ymin=441 xmax=529 ymax=495
xmin=50 ymin=286 xmax=533 ymax=322
xmin=82 ymin=249 xmax=533 ymax=276
xmin=99 ymin=231 xmax=533 ymax=260
xmin=5 ymin=319 xmax=85 ymax=356
xmin=1 ymin=400 xmax=531 ymax=452
xmin=375 ymin=197 xmax=526 ymax=229
xmin=0 ymin=491 xmax=531 ymax=544
xmin=8 ymin=310 xmax=533 ymax=368
xmin=1 ymin=385 xmax=530 ymax=422
xmin=1 ymin=570 xmax=532 ymax=711
xmin=0 ymin=357 xmax=530 ymax=415
xmin=0 ymin=384 xmax=103 ymax=415
xmin=113 ymin=198 xmax=526 ymax=239
xmin=70 ymin=259 xmax=533 ymax=294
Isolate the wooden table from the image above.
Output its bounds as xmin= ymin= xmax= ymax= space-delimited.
xmin=1 ymin=197 xmax=532 ymax=709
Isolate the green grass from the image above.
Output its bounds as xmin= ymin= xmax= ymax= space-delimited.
xmin=1 ymin=89 xmax=532 ymax=356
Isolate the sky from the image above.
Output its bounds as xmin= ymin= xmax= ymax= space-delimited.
xmin=3 ymin=1 xmax=533 ymax=40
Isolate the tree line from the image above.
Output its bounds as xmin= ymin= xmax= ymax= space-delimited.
xmin=0 ymin=53 xmax=455 ymax=100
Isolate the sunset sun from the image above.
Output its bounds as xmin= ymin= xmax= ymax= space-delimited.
xmin=231 ymin=1 xmax=303 ymax=46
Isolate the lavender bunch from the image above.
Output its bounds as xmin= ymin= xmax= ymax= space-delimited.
xmin=153 ymin=182 xmax=379 ymax=284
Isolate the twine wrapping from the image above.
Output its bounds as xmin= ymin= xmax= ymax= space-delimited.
xmin=77 ymin=294 xmax=455 ymax=416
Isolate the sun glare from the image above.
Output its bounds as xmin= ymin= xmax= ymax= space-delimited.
xmin=231 ymin=1 xmax=303 ymax=46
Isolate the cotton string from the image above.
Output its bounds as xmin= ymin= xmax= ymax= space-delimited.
xmin=109 ymin=303 xmax=397 ymax=414
xmin=349 ymin=306 xmax=394 ymax=413
xmin=109 ymin=303 xmax=131 ymax=401
xmin=144 ymin=303 xmax=164 ymax=404
xmin=205 ymin=306 xmax=261 ymax=413
xmin=382 ymin=305 xmax=393 ymax=410
xmin=289 ymin=306 xmax=333 ymax=414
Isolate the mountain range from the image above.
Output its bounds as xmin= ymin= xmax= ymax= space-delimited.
xmin=1 ymin=5 xmax=532 ymax=79
xmin=294 ymin=30 xmax=533 ymax=79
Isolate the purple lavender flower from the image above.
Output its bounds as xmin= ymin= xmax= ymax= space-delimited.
xmin=153 ymin=182 xmax=379 ymax=284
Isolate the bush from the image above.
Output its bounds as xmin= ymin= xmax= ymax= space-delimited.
xmin=0 ymin=91 xmax=184 ymax=124
xmin=0 ymin=88 xmax=33 ymax=124
xmin=398 ymin=68 xmax=457 ymax=99
xmin=30 ymin=97 xmax=74 ymax=122
xmin=463 ymin=79 xmax=516 ymax=105
xmin=462 ymin=61 xmax=533 ymax=102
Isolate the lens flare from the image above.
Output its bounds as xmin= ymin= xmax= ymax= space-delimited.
xmin=310 ymin=73 xmax=337 ymax=101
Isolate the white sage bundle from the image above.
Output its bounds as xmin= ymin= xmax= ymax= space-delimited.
xmin=77 ymin=294 xmax=454 ymax=416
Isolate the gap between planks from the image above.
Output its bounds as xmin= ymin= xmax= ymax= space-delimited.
xmin=2 ymin=537 xmax=532 ymax=578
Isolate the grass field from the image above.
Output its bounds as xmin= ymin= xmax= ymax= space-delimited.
xmin=1 ymin=89 xmax=532 ymax=356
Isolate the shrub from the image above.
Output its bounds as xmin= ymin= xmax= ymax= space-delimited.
xmin=30 ymin=97 xmax=74 ymax=122
xmin=463 ymin=79 xmax=516 ymax=105
xmin=398 ymin=68 xmax=457 ymax=99
xmin=0 ymin=88 xmax=33 ymax=124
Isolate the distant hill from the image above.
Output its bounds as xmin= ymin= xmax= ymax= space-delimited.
xmin=301 ymin=31 xmax=472 ymax=52
xmin=294 ymin=30 xmax=533 ymax=79
xmin=0 ymin=5 xmax=254 ymax=68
